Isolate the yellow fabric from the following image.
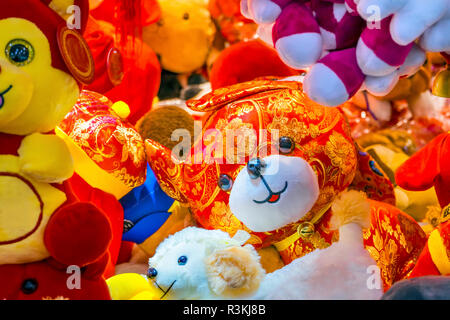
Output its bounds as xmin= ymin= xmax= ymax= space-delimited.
xmin=0 ymin=18 xmax=79 ymax=135
xmin=428 ymin=230 xmax=450 ymax=275
xmin=55 ymin=127 xmax=131 ymax=199
xmin=18 ymin=133 xmax=74 ymax=183
xmin=0 ymin=155 xmax=66 ymax=264
xmin=106 ymin=273 xmax=160 ymax=300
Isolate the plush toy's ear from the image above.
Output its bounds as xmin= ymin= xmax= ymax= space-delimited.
xmin=186 ymin=80 xmax=302 ymax=112
xmin=145 ymin=139 xmax=188 ymax=203
xmin=57 ymin=25 xmax=95 ymax=84
xmin=205 ymin=246 xmax=265 ymax=298
xmin=395 ymin=133 xmax=445 ymax=192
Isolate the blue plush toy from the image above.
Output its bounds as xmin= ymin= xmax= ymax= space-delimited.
xmin=120 ymin=164 xmax=177 ymax=245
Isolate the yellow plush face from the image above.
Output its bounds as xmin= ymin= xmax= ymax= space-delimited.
xmin=0 ymin=18 xmax=79 ymax=135
xmin=143 ymin=0 xmax=216 ymax=74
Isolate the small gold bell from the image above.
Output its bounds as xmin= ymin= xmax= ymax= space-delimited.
xmin=297 ymin=222 xmax=315 ymax=239
xmin=432 ymin=67 xmax=450 ymax=98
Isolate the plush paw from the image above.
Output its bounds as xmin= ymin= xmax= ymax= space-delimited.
xmin=356 ymin=17 xmax=413 ymax=77
xmin=364 ymin=71 xmax=400 ymax=97
xmin=304 ymin=48 xmax=365 ymax=106
xmin=272 ymin=2 xmax=323 ymax=68
xmin=245 ymin=0 xmax=287 ymax=24
xmin=18 ymin=133 xmax=74 ymax=183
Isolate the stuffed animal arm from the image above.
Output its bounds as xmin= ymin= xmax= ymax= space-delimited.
xmin=18 ymin=133 xmax=74 ymax=183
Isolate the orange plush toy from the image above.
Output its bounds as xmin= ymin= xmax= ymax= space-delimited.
xmin=209 ymin=39 xmax=300 ymax=90
xmin=396 ymin=132 xmax=450 ymax=277
xmin=0 ymin=0 xmax=124 ymax=299
xmin=146 ymin=79 xmax=427 ymax=290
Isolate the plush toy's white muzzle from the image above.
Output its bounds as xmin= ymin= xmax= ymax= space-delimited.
xmin=229 ymin=155 xmax=320 ymax=232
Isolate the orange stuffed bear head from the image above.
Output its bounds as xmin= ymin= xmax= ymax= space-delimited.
xmin=145 ymin=80 xmax=362 ymax=248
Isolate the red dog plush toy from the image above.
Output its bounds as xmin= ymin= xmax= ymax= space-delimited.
xmin=146 ymin=79 xmax=427 ymax=290
xmin=0 ymin=0 xmax=124 ymax=300
xmin=396 ymin=132 xmax=450 ymax=277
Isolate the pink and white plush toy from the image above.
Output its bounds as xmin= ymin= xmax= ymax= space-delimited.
xmin=242 ymin=0 xmax=450 ymax=106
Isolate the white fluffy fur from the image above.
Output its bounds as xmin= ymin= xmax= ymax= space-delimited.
xmin=251 ymin=191 xmax=383 ymax=300
xmin=252 ymin=227 xmax=383 ymax=299
xmin=148 ymin=227 xmax=263 ymax=300
xmin=275 ymin=33 xmax=323 ymax=69
xmin=229 ymin=155 xmax=320 ymax=232
xmin=304 ymin=63 xmax=350 ymax=106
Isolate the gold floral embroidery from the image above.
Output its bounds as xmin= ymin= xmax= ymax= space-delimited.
xmin=325 ymin=131 xmax=356 ymax=176
xmin=209 ymin=201 xmax=262 ymax=245
xmin=215 ymin=118 xmax=257 ymax=163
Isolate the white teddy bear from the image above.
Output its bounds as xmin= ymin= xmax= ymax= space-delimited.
xmin=147 ymin=228 xmax=266 ymax=300
xmin=147 ymin=191 xmax=383 ymax=300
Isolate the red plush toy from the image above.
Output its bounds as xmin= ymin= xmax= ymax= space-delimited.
xmin=396 ymin=133 xmax=450 ymax=277
xmin=0 ymin=0 xmax=123 ymax=300
xmin=85 ymin=0 xmax=162 ymax=125
xmin=209 ymin=39 xmax=300 ymax=90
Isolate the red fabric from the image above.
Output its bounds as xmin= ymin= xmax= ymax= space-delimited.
xmin=90 ymin=0 xmax=161 ymax=26
xmin=84 ymin=17 xmax=161 ymax=124
xmin=0 ymin=131 xmax=122 ymax=298
xmin=408 ymin=243 xmax=441 ymax=278
xmin=116 ymin=241 xmax=134 ymax=265
xmin=0 ymin=133 xmax=23 ymax=156
xmin=0 ymin=260 xmax=111 ymax=300
xmin=44 ymin=202 xmax=112 ymax=267
xmin=409 ymin=221 xmax=450 ymax=278
xmin=64 ymin=173 xmax=125 ymax=277
xmin=210 ymin=39 xmax=300 ymax=90
xmin=396 ymin=133 xmax=450 ymax=208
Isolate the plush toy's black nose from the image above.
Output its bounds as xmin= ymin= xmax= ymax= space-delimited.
xmin=147 ymin=267 xmax=158 ymax=279
xmin=247 ymin=158 xmax=265 ymax=179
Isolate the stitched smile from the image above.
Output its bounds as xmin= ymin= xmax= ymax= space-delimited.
xmin=0 ymin=85 xmax=12 ymax=109
xmin=253 ymin=176 xmax=288 ymax=204
xmin=157 ymin=280 xmax=176 ymax=300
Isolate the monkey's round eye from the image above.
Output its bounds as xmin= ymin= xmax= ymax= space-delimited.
xmin=5 ymin=39 xmax=34 ymax=66
xmin=178 ymin=256 xmax=188 ymax=265
xmin=218 ymin=174 xmax=233 ymax=191
xmin=183 ymin=13 xmax=190 ymax=20
xmin=279 ymin=137 xmax=294 ymax=154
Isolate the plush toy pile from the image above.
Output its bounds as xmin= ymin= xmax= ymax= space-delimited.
xmin=0 ymin=0 xmax=448 ymax=301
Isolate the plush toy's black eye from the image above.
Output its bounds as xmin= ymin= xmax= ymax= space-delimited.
xmin=279 ymin=137 xmax=294 ymax=154
xmin=5 ymin=39 xmax=34 ymax=66
xmin=218 ymin=174 xmax=233 ymax=191
xmin=183 ymin=13 xmax=190 ymax=20
xmin=147 ymin=267 xmax=158 ymax=279
xmin=178 ymin=256 xmax=188 ymax=265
